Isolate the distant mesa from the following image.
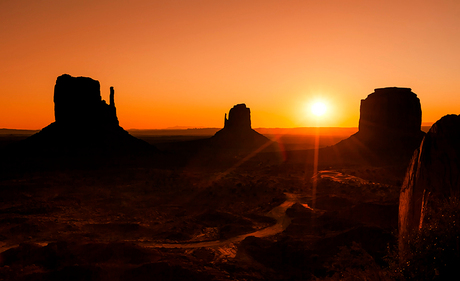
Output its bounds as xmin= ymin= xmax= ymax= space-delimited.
xmin=399 ymin=114 xmax=460 ymax=257
xmin=328 ymin=87 xmax=425 ymax=164
xmin=18 ymin=74 xmax=154 ymax=157
xmin=210 ymin=104 xmax=270 ymax=149
xmin=224 ymin=103 xmax=251 ymax=131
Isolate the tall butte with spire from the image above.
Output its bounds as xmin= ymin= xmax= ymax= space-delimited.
xmin=17 ymin=74 xmax=153 ymax=156
xmin=53 ymin=74 xmax=119 ymax=128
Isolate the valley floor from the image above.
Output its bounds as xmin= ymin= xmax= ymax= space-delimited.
xmin=0 ymin=133 xmax=406 ymax=280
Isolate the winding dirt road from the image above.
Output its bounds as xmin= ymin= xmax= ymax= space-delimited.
xmin=139 ymin=193 xmax=300 ymax=249
xmin=0 ymin=193 xmax=302 ymax=253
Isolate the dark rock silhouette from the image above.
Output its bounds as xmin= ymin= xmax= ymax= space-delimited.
xmin=155 ymin=103 xmax=277 ymax=168
xmin=110 ymin=86 xmax=115 ymax=107
xmin=211 ymin=104 xmax=270 ymax=149
xmin=13 ymin=74 xmax=154 ymax=158
xmin=322 ymin=87 xmax=425 ymax=165
xmin=224 ymin=103 xmax=251 ymax=131
xmin=357 ymin=87 xmax=423 ymax=144
xmin=399 ymin=114 xmax=460 ymax=256
xmin=54 ymin=74 xmax=118 ymax=128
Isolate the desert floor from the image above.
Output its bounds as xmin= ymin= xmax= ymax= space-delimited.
xmin=0 ymin=132 xmax=406 ymax=280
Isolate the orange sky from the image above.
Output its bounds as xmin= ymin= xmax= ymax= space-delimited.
xmin=1 ymin=0 xmax=460 ymax=129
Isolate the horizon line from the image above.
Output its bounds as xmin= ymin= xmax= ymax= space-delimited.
xmin=1 ymin=123 xmax=435 ymax=132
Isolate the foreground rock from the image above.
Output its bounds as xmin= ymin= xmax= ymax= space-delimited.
xmin=399 ymin=114 xmax=460 ymax=256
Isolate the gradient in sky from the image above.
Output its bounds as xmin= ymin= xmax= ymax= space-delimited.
xmin=1 ymin=0 xmax=460 ymax=129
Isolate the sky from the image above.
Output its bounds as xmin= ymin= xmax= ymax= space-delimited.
xmin=1 ymin=0 xmax=460 ymax=129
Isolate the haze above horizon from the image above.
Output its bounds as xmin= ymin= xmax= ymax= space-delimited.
xmin=2 ymin=1 xmax=460 ymax=130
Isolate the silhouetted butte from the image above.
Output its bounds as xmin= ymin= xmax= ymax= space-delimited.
xmin=210 ymin=104 xmax=270 ymax=149
xmin=13 ymin=74 xmax=154 ymax=158
xmin=323 ymin=87 xmax=425 ymax=165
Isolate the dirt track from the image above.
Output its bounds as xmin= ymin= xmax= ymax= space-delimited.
xmin=139 ymin=193 xmax=301 ymax=249
xmin=0 ymin=193 xmax=302 ymax=253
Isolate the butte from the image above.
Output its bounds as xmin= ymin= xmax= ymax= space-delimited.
xmin=10 ymin=74 xmax=155 ymax=159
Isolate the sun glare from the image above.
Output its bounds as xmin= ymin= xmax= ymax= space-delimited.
xmin=311 ymin=101 xmax=327 ymax=117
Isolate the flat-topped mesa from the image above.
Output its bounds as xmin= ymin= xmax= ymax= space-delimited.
xmin=224 ymin=103 xmax=251 ymax=131
xmin=54 ymin=74 xmax=118 ymax=128
xmin=358 ymin=87 xmax=422 ymax=139
xmin=326 ymin=87 xmax=425 ymax=165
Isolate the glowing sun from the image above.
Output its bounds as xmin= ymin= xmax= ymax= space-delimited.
xmin=311 ymin=101 xmax=327 ymax=117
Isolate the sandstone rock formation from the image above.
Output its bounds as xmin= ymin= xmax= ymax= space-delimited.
xmin=357 ymin=87 xmax=423 ymax=144
xmin=224 ymin=104 xmax=251 ymax=131
xmin=54 ymin=74 xmax=118 ymax=128
xmin=326 ymin=87 xmax=425 ymax=165
xmin=211 ymin=104 xmax=270 ymax=149
xmin=399 ymin=114 xmax=460 ymax=255
xmin=18 ymin=74 xmax=153 ymax=157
